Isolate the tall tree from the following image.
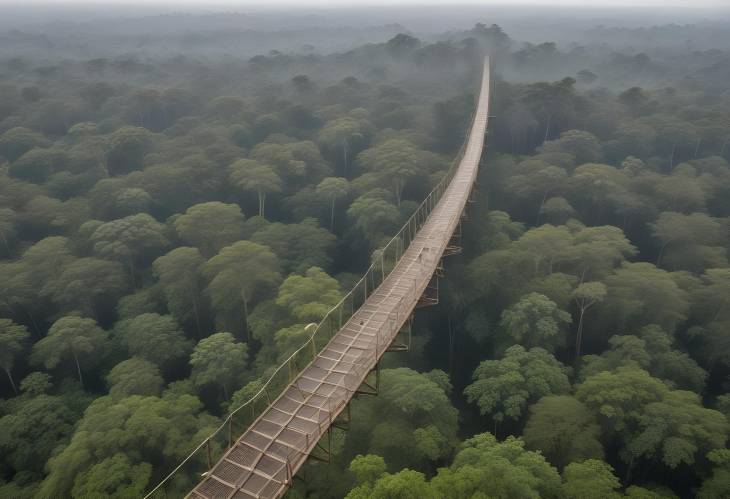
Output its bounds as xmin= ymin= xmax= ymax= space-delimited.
xmin=42 ymin=257 xmax=129 ymax=318
xmin=116 ymin=313 xmax=191 ymax=368
xmin=0 ymin=319 xmax=30 ymax=393
xmin=90 ymin=213 xmax=169 ymax=284
xmin=153 ymin=247 xmax=207 ymax=336
xmin=190 ymin=332 xmax=248 ymax=399
xmin=342 ymin=368 xmax=458 ymax=471
xmin=356 ymin=139 xmax=435 ymax=206
xmin=500 ymin=292 xmax=572 ymax=352
xmin=561 ymin=459 xmax=622 ymax=499
xmin=572 ymin=282 xmax=607 ymax=356
xmin=276 ymin=267 xmax=341 ymax=322
xmin=203 ymin=241 xmax=281 ymax=339
xmin=229 ymin=159 xmax=282 ymax=218
xmin=430 ymin=433 xmax=562 ymax=499
xmin=464 ymin=345 xmax=570 ymax=430
xmin=37 ymin=393 xmax=218 ymax=498
xmin=601 ymin=262 xmax=689 ymax=333
xmin=174 ymin=202 xmax=245 ymax=257
xmin=107 ymin=358 xmax=164 ymax=398
xmin=523 ymin=395 xmax=604 ymax=469
xmin=32 ymin=316 xmax=107 ymax=388
xmin=251 ymin=219 xmax=336 ymax=273
xmin=316 ymin=177 xmax=349 ymax=230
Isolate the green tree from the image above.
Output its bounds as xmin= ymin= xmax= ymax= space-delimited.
xmin=114 ymin=187 xmax=153 ymax=216
xmin=190 ymin=332 xmax=248 ymax=399
xmin=8 ymin=147 xmax=66 ymax=183
xmin=116 ymin=313 xmax=190 ymax=368
xmin=105 ymin=126 xmax=153 ymax=176
xmin=251 ymin=219 xmax=336 ymax=273
xmin=500 ymin=292 xmax=572 ymax=351
xmin=691 ymin=268 xmax=730 ymax=324
xmin=32 ymin=316 xmax=107 ymax=388
xmin=0 ymin=319 xmax=30 ymax=394
xmin=276 ymin=267 xmax=341 ymax=322
xmin=316 ymin=176 xmax=349 ymax=230
xmin=539 ymin=129 xmax=603 ymax=164
xmin=343 ymin=368 xmax=458 ymax=471
xmin=153 ymin=247 xmax=206 ymax=336
xmin=174 ymin=202 xmax=245 ymax=257
xmin=580 ymin=326 xmax=707 ymax=392
xmin=566 ymin=225 xmax=637 ymax=280
xmin=43 ymin=257 xmax=129 ymax=318
xmin=347 ymin=190 xmax=400 ymax=247
xmin=540 ymin=196 xmax=576 ymax=224
xmin=107 ymin=358 xmax=164 ymax=398
xmin=561 ymin=459 xmax=622 ymax=499
xmin=698 ymin=449 xmax=730 ymax=499
xmin=523 ymin=395 xmax=604 ymax=469
xmin=229 ymin=159 xmax=282 ymax=218
xmin=349 ymin=454 xmax=387 ymax=485
xmin=71 ymin=453 xmax=152 ymax=499
xmin=356 ymin=139 xmax=434 ymax=206
xmin=505 ymin=160 xmax=568 ymax=222
xmin=430 ymin=433 xmax=562 ymax=499
xmin=464 ymin=345 xmax=570 ymax=429
xmin=0 ymin=127 xmax=49 ymax=162
xmin=37 ymin=393 xmax=218 ymax=498
xmin=347 ymin=469 xmax=434 ymax=499
xmin=601 ymin=263 xmax=689 ymax=333
xmin=203 ymin=241 xmax=281 ymax=338
xmin=0 ymin=392 xmax=81 ymax=476
xmin=90 ymin=213 xmax=169 ymax=284
xmin=0 ymin=207 xmax=17 ymax=255
xmin=650 ymin=212 xmax=727 ymax=272
xmin=631 ymin=390 xmax=726 ymax=470
xmin=318 ymin=115 xmax=371 ymax=173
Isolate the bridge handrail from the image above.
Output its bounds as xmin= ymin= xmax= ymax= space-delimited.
xmin=144 ymin=78 xmax=482 ymax=499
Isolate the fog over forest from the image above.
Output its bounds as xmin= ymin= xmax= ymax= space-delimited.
xmin=0 ymin=2 xmax=729 ymax=499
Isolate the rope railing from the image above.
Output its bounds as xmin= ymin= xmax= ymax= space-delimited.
xmin=144 ymin=70 xmax=483 ymax=499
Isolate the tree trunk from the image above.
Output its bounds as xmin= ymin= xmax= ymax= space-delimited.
xmin=536 ymin=191 xmax=548 ymax=225
xmin=656 ymin=240 xmax=670 ymax=266
xmin=624 ymin=454 xmax=635 ymax=484
xmin=330 ymin=198 xmax=336 ymax=231
xmin=575 ymin=307 xmax=586 ymax=357
xmin=394 ymin=179 xmax=402 ymax=207
xmin=543 ymin=114 xmax=552 ymax=144
xmin=694 ymin=138 xmax=702 ymax=158
xmin=21 ymin=305 xmax=42 ymax=338
xmin=73 ymin=351 xmax=84 ymax=389
xmin=342 ymin=140 xmax=349 ymax=175
xmin=0 ymin=229 xmax=10 ymax=254
xmin=4 ymin=367 xmax=17 ymax=394
xmin=242 ymin=296 xmax=250 ymax=342
xmin=128 ymin=255 xmax=137 ymax=288
xmin=187 ymin=278 xmax=203 ymax=338
xmin=257 ymin=189 xmax=265 ymax=218
xmin=669 ymin=143 xmax=676 ymax=171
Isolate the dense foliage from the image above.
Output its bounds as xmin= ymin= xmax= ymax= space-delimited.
xmin=0 ymin=10 xmax=728 ymax=499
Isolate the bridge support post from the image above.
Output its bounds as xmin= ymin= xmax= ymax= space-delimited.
xmin=388 ymin=315 xmax=412 ymax=352
xmin=356 ymin=362 xmax=379 ymax=396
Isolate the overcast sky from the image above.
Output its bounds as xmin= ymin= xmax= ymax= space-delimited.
xmin=1 ymin=0 xmax=727 ymax=7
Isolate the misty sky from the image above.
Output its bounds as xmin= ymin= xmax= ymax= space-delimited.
xmin=2 ymin=0 xmax=728 ymax=7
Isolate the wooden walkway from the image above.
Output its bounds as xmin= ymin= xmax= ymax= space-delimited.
xmin=189 ymin=59 xmax=490 ymax=499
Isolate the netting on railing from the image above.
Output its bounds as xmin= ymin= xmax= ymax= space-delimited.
xmin=145 ymin=89 xmax=480 ymax=499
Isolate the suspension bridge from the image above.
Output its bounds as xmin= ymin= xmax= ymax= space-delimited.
xmin=147 ymin=57 xmax=491 ymax=499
